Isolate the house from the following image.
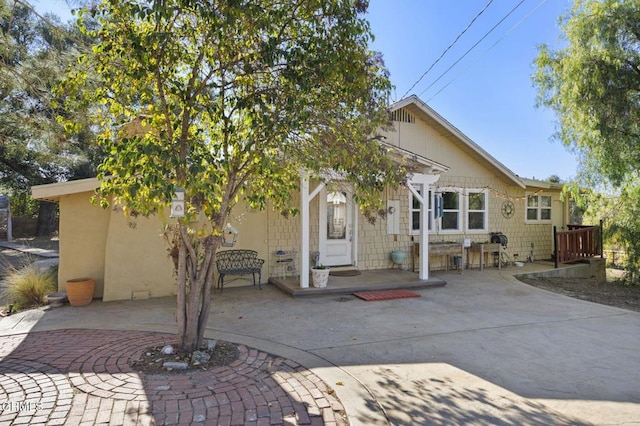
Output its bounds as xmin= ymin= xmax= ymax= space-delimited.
xmin=31 ymin=95 xmax=567 ymax=301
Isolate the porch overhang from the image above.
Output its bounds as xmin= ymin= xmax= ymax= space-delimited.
xmin=380 ymin=141 xmax=450 ymax=175
xmin=298 ymin=145 xmax=447 ymax=288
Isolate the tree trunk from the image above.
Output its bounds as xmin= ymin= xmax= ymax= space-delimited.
xmin=175 ymin=222 xmax=218 ymax=352
xmin=36 ymin=201 xmax=57 ymax=237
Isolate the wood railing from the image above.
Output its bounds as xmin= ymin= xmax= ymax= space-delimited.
xmin=554 ymin=221 xmax=603 ymax=268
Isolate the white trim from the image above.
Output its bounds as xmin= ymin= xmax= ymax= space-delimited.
xmin=319 ymin=187 xmax=353 ymax=266
xmin=438 ymin=187 xmax=462 ymax=234
xmin=31 ymin=178 xmax=100 ymax=201
xmin=465 ymin=188 xmax=489 ymax=233
xmin=406 ymin=173 xmax=441 ymax=279
xmin=525 ymin=192 xmax=553 ymax=224
xmin=300 ymin=172 xmax=325 ymax=288
xmin=408 ymin=184 xmax=433 ymax=235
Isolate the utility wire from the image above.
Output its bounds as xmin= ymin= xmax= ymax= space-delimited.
xmin=418 ymin=0 xmax=528 ymax=99
xmin=400 ymin=0 xmax=495 ymax=99
xmin=425 ymin=0 xmax=549 ymax=103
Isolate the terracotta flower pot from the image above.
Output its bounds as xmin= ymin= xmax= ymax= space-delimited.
xmin=66 ymin=278 xmax=95 ymax=307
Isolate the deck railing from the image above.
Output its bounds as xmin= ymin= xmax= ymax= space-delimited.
xmin=554 ymin=221 xmax=603 ymax=268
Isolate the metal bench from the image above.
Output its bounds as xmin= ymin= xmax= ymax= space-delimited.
xmin=216 ymin=249 xmax=264 ymax=291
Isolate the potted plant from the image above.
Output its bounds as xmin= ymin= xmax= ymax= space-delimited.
xmin=311 ymin=264 xmax=330 ymax=288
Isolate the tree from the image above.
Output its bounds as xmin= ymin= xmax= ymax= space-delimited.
xmin=534 ymin=0 xmax=640 ymax=282
xmin=0 ymin=0 xmax=99 ymax=235
xmin=64 ymin=0 xmax=406 ymax=352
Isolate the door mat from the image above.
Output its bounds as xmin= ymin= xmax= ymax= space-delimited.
xmin=353 ymin=289 xmax=421 ymax=301
xmin=329 ymin=270 xmax=361 ymax=277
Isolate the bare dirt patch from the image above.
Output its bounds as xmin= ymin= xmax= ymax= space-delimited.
xmin=131 ymin=340 xmax=240 ymax=374
xmin=518 ymin=273 xmax=640 ymax=312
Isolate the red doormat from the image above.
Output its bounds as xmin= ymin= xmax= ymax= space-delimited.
xmin=353 ymin=289 xmax=421 ymax=301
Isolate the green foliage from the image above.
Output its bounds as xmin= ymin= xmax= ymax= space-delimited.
xmin=535 ymin=0 xmax=640 ymax=186
xmin=0 ymin=0 xmax=100 ymax=192
xmin=534 ymin=0 xmax=640 ymax=283
xmin=1 ymin=262 xmax=57 ymax=311
xmin=62 ymin=0 xmax=404 ymax=351
xmin=64 ymin=0 xmax=404 ymax=228
xmin=9 ymin=191 xmax=39 ymax=218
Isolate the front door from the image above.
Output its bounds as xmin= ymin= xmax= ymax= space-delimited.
xmin=320 ymin=189 xmax=353 ymax=266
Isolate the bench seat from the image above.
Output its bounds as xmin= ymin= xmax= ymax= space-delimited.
xmin=216 ymin=249 xmax=264 ymax=291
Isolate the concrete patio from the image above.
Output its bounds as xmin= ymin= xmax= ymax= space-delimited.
xmin=1 ymin=260 xmax=638 ymax=425
xmin=269 ymin=268 xmax=447 ymax=297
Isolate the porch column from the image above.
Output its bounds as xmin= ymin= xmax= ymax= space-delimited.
xmin=407 ymin=173 xmax=441 ymax=280
xmin=300 ymin=172 xmax=324 ymax=288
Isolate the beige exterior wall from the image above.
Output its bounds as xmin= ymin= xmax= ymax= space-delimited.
xmin=58 ymin=192 xmax=110 ymax=297
xmin=102 ymin=211 xmax=175 ymax=301
xmin=57 ymin=192 xmax=273 ymax=301
xmin=50 ymin=103 xmax=569 ymax=301
xmin=378 ymin=109 xmax=567 ymax=266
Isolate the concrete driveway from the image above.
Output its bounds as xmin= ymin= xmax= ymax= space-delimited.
xmin=2 ymin=265 xmax=639 ymax=425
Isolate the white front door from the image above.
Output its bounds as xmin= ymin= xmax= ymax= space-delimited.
xmin=320 ymin=189 xmax=353 ymax=266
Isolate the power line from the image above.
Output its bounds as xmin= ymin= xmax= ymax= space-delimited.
xmin=417 ymin=0 xmax=528 ymax=99
xmin=425 ymin=0 xmax=549 ymax=103
xmin=400 ymin=0 xmax=495 ymax=99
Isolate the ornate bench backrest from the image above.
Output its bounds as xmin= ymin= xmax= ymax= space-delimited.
xmin=216 ymin=250 xmax=258 ymax=270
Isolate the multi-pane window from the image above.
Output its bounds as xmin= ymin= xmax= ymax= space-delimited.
xmin=441 ymin=191 xmax=460 ymax=231
xmin=526 ymin=194 xmax=552 ymax=221
xmin=409 ymin=187 xmax=490 ymax=233
xmin=410 ymin=185 xmax=432 ymax=232
xmin=467 ymin=190 xmax=487 ymax=231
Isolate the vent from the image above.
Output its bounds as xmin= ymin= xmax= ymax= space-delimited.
xmin=390 ymin=108 xmax=416 ymax=123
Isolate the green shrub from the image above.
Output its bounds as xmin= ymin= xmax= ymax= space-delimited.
xmin=1 ymin=263 xmax=56 ymax=311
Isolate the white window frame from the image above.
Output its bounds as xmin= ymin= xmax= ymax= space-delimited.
xmin=438 ymin=188 xmax=462 ymax=233
xmin=465 ymin=188 xmax=488 ymax=232
xmin=525 ymin=193 xmax=552 ymax=223
xmin=409 ymin=184 xmax=433 ymax=235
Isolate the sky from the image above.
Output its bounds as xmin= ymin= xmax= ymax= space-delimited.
xmin=365 ymin=0 xmax=577 ymax=181
xmin=34 ymin=0 xmax=578 ymax=181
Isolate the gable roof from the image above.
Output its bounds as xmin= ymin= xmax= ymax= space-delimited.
xmin=390 ymin=95 xmax=526 ymax=189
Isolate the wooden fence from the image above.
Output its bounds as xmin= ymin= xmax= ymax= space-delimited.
xmin=554 ymin=221 xmax=603 ymax=268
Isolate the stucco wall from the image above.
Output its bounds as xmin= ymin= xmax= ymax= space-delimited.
xmin=102 ymin=210 xmax=175 ymax=301
xmin=58 ymin=193 xmax=109 ymax=297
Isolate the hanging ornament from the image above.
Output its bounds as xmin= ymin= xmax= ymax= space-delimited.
xmin=501 ymin=200 xmax=515 ymax=219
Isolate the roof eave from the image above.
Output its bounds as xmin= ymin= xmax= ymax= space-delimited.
xmin=31 ymin=178 xmax=100 ymax=202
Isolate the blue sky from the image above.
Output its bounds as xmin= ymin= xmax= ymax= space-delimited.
xmin=366 ymin=0 xmax=576 ymax=181
xmin=35 ymin=0 xmax=577 ymax=181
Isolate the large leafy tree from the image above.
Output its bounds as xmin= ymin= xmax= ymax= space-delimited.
xmin=534 ymin=0 xmax=640 ymax=282
xmin=65 ymin=0 xmax=406 ymax=351
xmin=0 ymin=0 xmax=98 ymax=234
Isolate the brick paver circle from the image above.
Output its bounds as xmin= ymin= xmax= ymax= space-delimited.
xmin=0 ymin=330 xmax=347 ymax=425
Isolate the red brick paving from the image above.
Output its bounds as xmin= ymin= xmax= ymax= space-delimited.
xmin=0 ymin=330 xmax=347 ymax=425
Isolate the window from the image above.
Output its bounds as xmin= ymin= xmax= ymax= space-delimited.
xmin=466 ymin=190 xmax=487 ymax=231
xmin=526 ymin=194 xmax=552 ymax=221
xmin=441 ymin=190 xmax=461 ymax=231
xmin=410 ymin=185 xmax=432 ymax=233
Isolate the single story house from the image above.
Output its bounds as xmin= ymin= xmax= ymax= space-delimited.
xmin=32 ymin=95 xmax=568 ymax=301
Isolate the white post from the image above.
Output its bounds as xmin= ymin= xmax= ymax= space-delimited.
xmin=407 ymin=173 xmax=441 ymax=280
xmin=300 ymin=172 xmax=324 ymax=288
xmin=300 ymin=174 xmax=310 ymax=288
xmin=419 ymin=195 xmax=429 ymax=280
